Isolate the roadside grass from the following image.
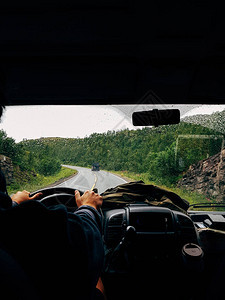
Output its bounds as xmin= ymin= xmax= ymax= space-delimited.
xmin=7 ymin=167 xmax=77 ymax=195
xmin=111 ymin=170 xmax=213 ymax=206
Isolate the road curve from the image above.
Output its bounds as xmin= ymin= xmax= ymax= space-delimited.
xmin=57 ymin=165 xmax=127 ymax=194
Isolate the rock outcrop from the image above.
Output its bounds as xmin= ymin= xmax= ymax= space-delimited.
xmin=0 ymin=155 xmax=14 ymax=184
xmin=178 ymin=148 xmax=225 ymax=201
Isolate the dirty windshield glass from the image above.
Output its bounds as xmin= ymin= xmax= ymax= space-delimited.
xmin=0 ymin=104 xmax=224 ymax=210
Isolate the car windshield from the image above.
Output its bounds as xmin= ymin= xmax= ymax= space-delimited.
xmin=0 ymin=104 xmax=224 ymax=211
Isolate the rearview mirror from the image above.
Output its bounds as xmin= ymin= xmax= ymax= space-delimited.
xmin=132 ymin=109 xmax=180 ymax=127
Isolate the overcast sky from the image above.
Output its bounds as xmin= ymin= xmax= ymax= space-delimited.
xmin=0 ymin=105 xmax=135 ymax=142
xmin=0 ymin=104 xmax=224 ymax=142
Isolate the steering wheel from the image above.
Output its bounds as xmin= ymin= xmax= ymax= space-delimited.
xmin=29 ymin=187 xmax=83 ymax=212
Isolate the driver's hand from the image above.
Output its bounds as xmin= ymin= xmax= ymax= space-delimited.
xmin=11 ymin=190 xmax=43 ymax=204
xmin=75 ymin=190 xmax=103 ymax=211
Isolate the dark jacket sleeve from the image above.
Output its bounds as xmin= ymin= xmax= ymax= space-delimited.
xmin=0 ymin=170 xmax=13 ymax=209
xmin=74 ymin=205 xmax=102 ymax=234
xmin=0 ymin=170 xmax=7 ymax=194
xmin=73 ymin=205 xmax=104 ymax=298
xmin=0 ymin=191 xmax=13 ymax=209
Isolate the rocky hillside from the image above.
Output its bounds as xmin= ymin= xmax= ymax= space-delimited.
xmin=0 ymin=155 xmax=13 ymax=185
xmin=178 ymin=148 xmax=225 ymax=201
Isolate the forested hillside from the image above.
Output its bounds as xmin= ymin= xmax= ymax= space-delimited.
xmin=0 ymin=129 xmax=75 ymax=193
xmin=20 ymin=121 xmax=224 ymax=186
xmin=183 ymin=109 xmax=225 ymax=135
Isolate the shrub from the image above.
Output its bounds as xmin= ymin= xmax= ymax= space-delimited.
xmin=37 ymin=158 xmax=61 ymax=176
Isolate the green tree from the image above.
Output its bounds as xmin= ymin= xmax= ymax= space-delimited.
xmin=37 ymin=158 xmax=61 ymax=176
xmin=0 ymin=130 xmax=22 ymax=164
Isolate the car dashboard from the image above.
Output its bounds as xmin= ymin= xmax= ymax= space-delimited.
xmin=102 ymin=204 xmax=225 ymax=300
xmin=103 ymin=204 xmax=197 ymax=249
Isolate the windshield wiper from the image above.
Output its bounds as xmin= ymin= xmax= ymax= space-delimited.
xmin=189 ymin=202 xmax=225 ymax=209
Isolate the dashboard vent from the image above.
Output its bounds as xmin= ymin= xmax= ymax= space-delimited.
xmin=176 ymin=213 xmax=197 ymax=243
xmin=106 ymin=212 xmax=124 ymax=246
xmin=108 ymin=213 xmax=124 ymax=226
xmin=107 ymin=227 xmax=123 ymax=241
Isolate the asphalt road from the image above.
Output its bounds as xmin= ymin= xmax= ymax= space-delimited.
xmin=57 ymin=165 xmax=127 ymax=194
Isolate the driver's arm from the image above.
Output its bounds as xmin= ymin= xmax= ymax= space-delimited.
xmin=74 ymin=190 xmax=103 ymax=232
xmin=74 ymin=190 xmax=105 ymax=298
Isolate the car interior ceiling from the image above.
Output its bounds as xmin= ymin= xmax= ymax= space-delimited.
xmin=0 ymin=0 xmax=225 ymax=107
xmin=1 ymin=2 xmax=225 ymax=300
